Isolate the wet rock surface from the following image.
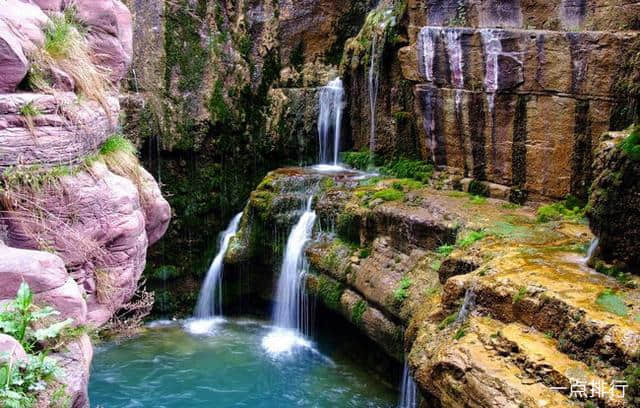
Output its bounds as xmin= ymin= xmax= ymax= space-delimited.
xmin=235 ymin=167 xmax=640 ymax=407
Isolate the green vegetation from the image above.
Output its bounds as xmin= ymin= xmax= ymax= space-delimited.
xmin=341 ymin=150 xmax=373 ymax=170
xmin=468 ymin=180 xmax=489 ymax=197
xmin=316 ymin=276 xmax=344 ymax=311
xmin=457 ymin=230 xmax=487 ymax=248
xmin=512 ymin=287 xmax=527 ymax=304
xmin=0 ymin=283 xmax=73 ymax=406
xmin=596 ymin=289 xmax=628 ymax=317
xmin=393 ymin=276 xmax=412 ymax=304
xmin=19 ymin=102 xmax=42 ymax=118
xmin=438 ymin=312 xmax=457 ymax=330
xmin=152 ymin=265 xmax=181 ymax=281
xmin=99 ymin=135 xmax=136 ymax=156
xmin=437 ymin=244 xmax=455 ymax=257
xmin=469 ymin=195 xmax=487 ymax=205
xmin=381 ymin=158 xmax=434 ymax=183
xmin=620 ymin=126 xmax=640 ymax=161
xmin=358 ymin=247 xmax=371 ymax=259
xmin=594 ymin=261 xmax=635 ymax=288
xmin=536 ymin=195 xmax=586 ymax=223
xmin=336 ymin=212 xmax=360 ymax=244
xmin=453 ymin=325 xmax=467 ymax=340
xmin=351 ymin=300 xmax=367 ymax=326
xmin=44 ymin=14 xmax=76 ymax=58
xmin=625 ymin=363 xmax=640 ymax=406
xmin=372 ymin=189 xmax=404 ymax=202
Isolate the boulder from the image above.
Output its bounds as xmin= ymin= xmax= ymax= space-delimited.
xmin=0 ymin=333 xmax=27 ymax=362
xmin=0 ymin=22 xmax=29 ymax=92
xmin=73 ymin=0 xmax=133 ymax=82
xmin=2 ymin=162 xmax=150 ymax=326
xmin=0 ymin=244 xmax=87 ymax=325
xmin=2 ymin=0 xmax=49 ymax=48
xmin=139 ymin=167 xmax=171 ymax=246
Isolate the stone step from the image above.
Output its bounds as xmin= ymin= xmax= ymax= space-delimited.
xmin=409 ymin=315 xmax=580 ymax=408
xmin=442 ymin=248 xmax=640 ymax=373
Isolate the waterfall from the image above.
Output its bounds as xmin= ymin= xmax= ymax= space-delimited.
xmin=193 ymin=212 xmax=243 ymax=319
xmin=317 ymin=78 xmax=345 ymax=166
xmin=368 ymin=32 xmax=380 ymax=153
xmin=418 ymin=27 xmax=435 ymax=82
xmin=480 ymin=29 xmax=501 ymax=115
xmin=585 ymin=237 xmax=599 ymax=264
xmin=444 ymin=28 xmax=464 ymax=111
xmin=455 ymin=288 xmax=476 ymax=324
xmin=263 ymin=197 xmax=317 ymax=355
xmin=398 ymin=360 xmax=418 ymax=408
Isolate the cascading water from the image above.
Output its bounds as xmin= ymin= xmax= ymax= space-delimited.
xmin=398 ymin=360 xmax=418 ymax=408
xmin=262 ymin=197 xmax=317 ymax=355
xmin=368 ymin=32 xmax=380 ymax=153
xmin=193 ymin=213 xmax=243 ymax=320
xmin=480 ymin=29 xmax=501 ymax=115
xmin=444 ymin=28 xmax=464 ymax=110
xmin=418 ymin=27 xmax=435 ymax=82
xmin=317 ymin=78 xmax=345 ymax=167
xmin=585 ymin=237 xmax=599 ymax=264
xmin=456 ymin=288 xmax=476 ymax=324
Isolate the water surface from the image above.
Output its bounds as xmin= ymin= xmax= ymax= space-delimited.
xmin=89 ymin=319 xmax=397 ymax=407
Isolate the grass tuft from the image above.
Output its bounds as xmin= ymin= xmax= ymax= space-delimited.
xmin=393 ymin=276 xmax=412 ymax=304
xmin=373 ymin=189 xmax=404 ymax=202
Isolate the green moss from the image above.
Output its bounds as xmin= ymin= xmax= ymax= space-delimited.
xmin=438 ymin=312 xmax=457 ymax=330
xmin=152 ymin=265 xmax=181 ymax=281
xmin=596 ymin=289 xmax=628 ymax=317
xmin=457 ymin=230 xmax=487 ymax=248
xmin=594 ymin=261 xmax=635 ymax=287
xmin=358 ymin=247 xmax=371 ymax=259
xmin=208 ymin=79 xmax=232 ymax=126
xmin=336 ymin=211 xmax=360 ymax=243
xmin=381 ymin=158 xmax=434 ymax=182
xmin=321 ymin=177 xmax=335 ymax=190
xmin=373 ymin=189 xmax=404 ymax=202
xmin=351 ymin=300 xmax=367 ymax=325
xmin=392 ymin=178 xmax=423 ymax=191
xmin=469 ymin=195 xmax=487 ymax=205
xmin=290 ymin=41 xmax=305 ymax=70
xmin=512 ymin=287 xmax=527 ymax=304
xmin=316 ymin=275 xmax=344 ymax=311
xmin=453 ymin=326 xmax=467 ymax=340
xmin=393 ymin=276 xmax=412 ymax=304
xmin=620 ymin=126 xmax=640 ymax=161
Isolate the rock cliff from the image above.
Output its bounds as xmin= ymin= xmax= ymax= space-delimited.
xmin=0 ymin=0 xmax=170 ymax=405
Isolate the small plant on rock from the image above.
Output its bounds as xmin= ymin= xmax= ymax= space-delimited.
xmin=393 ymin=276 xmax=412 ymax=304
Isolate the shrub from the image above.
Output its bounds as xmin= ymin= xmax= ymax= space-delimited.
xmin=620 ymin=126 xmax=640 ymax=161
xmin=341 ymin=150 xmax=373 ymax=170
xmin=373 ymin=189 xmax=404 ymax=202
xmin=0 ymin=283 xmax=73 ymax=351
xmin=0 ymin=283 xmax=71 ymax=406
xmin=536 ymin=198 xmax=586 ymax=223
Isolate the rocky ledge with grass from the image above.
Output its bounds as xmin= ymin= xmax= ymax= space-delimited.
xmin=227 ymin=165 xmax=640 ymax=407
xmin=0 ymin=0 xmax=170 ymax=406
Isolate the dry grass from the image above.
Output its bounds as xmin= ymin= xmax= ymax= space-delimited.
xmin=100 ymin=281 xmax=155 ymax=339
xmin=29 ymin=11 xmax=113 ymax=115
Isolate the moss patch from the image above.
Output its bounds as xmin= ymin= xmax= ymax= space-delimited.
xmin=351 ymin=300 xmax=367 ymax=326
xmin=595 ymin=289 xmax=628 ymax=317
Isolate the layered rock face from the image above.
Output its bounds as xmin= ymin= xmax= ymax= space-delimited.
xmin=382 ymin=0 xmax=640 ymax=201
xmin=0 ymin=0 xmax=170 ymax=405
xmin=234 ymin=168 xmax=640 ymax=407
